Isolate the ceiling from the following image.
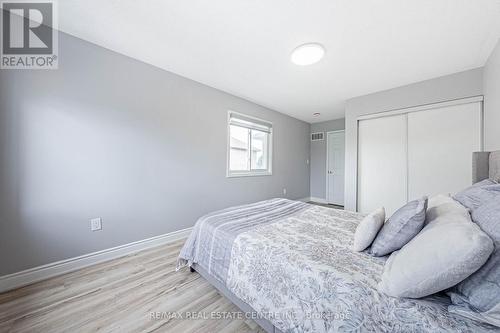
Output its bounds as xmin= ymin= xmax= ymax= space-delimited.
xmin=56 ymin=0 xmax=500 ymax=123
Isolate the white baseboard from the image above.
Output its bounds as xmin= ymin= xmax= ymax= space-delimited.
xmin=0 ymin=227 xmax=193 ymax=293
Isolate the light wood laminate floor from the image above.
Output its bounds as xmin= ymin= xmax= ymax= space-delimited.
xmin=0 ymin=239 xmax=265 ymax=333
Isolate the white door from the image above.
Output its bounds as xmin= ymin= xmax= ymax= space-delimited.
xmin=357 ymin=100 xmax=482 ymax=215
xmin=407 ymin=102 xmax=482 ymax=200
xmin=327 ymin=131 xmax=345 ymax=206
xmin=358 ymin=114 xmax=408 ymax=215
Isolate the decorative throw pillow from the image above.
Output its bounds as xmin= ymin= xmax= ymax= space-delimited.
xmin=472 ymin=197 xmax=500 ymax=240
xmin=425 ymin=194 xmax=470 ymax=225
xmin=448 ymin=198 xmax=500 ymax=327
xmin=453 ymin=181 xmax=500 ymax=211
xmin=370 ymin=197 xmax=428 ymax=257
xmin=353 ymin=207 xmax=385 ymax=252
xmin=378 ymin=196 xmax=494 ymax=298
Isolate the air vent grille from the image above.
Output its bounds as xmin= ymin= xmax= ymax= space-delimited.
xmin=311 ymin=132 xmax=324 ymax=141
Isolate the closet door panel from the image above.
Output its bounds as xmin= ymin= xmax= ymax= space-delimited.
xmin=407 ymin=102 xmax=481 ymax=200
xmin=358 ymin=114 xmax=407 ymax=215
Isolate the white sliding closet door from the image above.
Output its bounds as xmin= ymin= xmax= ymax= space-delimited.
xmin=407 ymin=102 xmax=482 ymax=200
xmin=358 ymin=114 xmax=407 ymax=215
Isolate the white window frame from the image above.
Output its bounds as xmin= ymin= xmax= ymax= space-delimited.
xmin=227 ymin=111 xmax=273 ymax=177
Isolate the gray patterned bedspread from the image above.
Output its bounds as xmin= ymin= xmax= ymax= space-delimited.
xmin=177 ymin=198 xmax=309 ymax=283
xmin=178 ymin=199 xmax=499 ymax=333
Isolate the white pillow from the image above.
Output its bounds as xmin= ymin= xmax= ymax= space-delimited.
xmin=353 ymin=207 xmax=385 ymax=252
xmin=425 ymin=194 xmax=470 ymax=224
xmin=378 ymin=195 xmax=493 ymax=298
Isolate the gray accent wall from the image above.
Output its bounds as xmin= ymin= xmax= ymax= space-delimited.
xmin=0 ymin=32 xmax=310 ymax=276
xmin=484 ymin=39 xmax=500 ymax=151
xmin=310 ymin=119 xmax=345 ymax=200
xmin=344 ymin=68 xmax=484 ymax=211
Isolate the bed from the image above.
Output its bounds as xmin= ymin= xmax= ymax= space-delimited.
xmin=177 ymin=152 xmax=500 ymax=333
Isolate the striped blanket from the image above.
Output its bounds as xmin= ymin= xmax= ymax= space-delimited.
xmin=177 ymin=198 xmax=309 ymax=283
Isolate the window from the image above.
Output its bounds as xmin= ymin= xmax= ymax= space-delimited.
xmin=227 ymin=111 xmax=272 ymax=177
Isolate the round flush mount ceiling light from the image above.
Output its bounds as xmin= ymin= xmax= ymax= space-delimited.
xmin=290 ymin=43 xmax=325 ymax=66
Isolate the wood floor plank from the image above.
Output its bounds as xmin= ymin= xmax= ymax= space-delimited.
xmin=0 ymin=239 xmax=265 ymax=333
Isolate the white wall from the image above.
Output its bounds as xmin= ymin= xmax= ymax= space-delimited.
xmin=484 ymin=39 xmax=500 ymax=151
xmin=310 ymin=119 xmax=345 ymax=200
xmin=344 ymin=68 xmax=483 ymax=211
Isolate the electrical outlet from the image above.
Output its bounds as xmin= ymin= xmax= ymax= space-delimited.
xmin=90 ymin=217 xmax=102 ymax=231
xmin=283 ymin=188 xmax=287 ymax=196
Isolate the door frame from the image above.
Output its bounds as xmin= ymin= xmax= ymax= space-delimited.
xmin=326 ymin=130 xmax=345 ymax=205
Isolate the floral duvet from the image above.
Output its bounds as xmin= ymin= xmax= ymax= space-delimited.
xmin=178 ymin=199 xmax=498 ymax=332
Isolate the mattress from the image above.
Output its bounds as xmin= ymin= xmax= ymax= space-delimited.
xmin=178 ymin=198 xmax=498 ymax=332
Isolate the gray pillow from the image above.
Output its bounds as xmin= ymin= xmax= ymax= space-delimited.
xmin=370 ymin=196 xmax=428 ymax=257
xmin=453 ymin=181 xmax=500 ymax=211
xmin=379 ymin=195 xmax=493 ymax=298
xmin=448 ymin=199 xmax=500 ymax=327
xmin=472 ymin=198 xmax=500 ymax=241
